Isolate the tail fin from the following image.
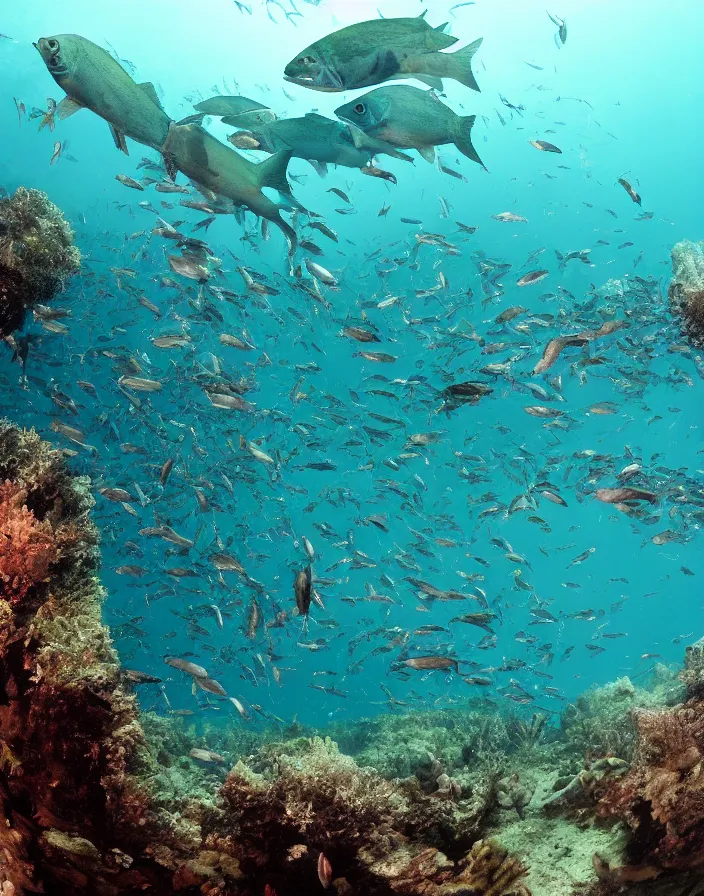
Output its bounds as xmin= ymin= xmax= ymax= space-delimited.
xmin=454 ymin=115 xmax=486 ymax=169
xmin=443 ymin=37 xmax=483 ymax=91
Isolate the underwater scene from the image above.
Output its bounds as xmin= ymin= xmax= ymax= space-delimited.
xmin=0 ymin=0 xmax=703 ymax=893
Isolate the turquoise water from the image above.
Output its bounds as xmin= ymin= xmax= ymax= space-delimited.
xmin=1 ymin=0 xmax=702 ymax=728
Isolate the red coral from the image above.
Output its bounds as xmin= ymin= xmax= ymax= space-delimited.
xmin=0 ymin=480 xmax=58 ymax=603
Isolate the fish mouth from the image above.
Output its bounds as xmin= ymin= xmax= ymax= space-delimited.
xmin=283 ymin=74 xmax=338 ymax=93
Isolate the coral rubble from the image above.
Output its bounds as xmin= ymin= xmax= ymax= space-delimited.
xmin=0 ymin=187 xmax=80 ymax=338
xmin=668 ymin=239 xmax=704 ymax=346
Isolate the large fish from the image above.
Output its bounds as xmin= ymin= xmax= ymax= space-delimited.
xmin=335 ymin=86 xmax=485 ymax=167
xmin=284 ymin=13 xmax=482 ymax=92
xmin=34 ymin=34 xmax=171 ymax=153
xmin=229 ymin=113 xmax=412 ymax=175
xmin=161 ymin=123 xmax=297 ymax=254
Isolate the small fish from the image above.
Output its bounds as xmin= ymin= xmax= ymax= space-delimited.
xmin=354 ymin=351 xmax=397 ymax=363
xmin=343 ymin=326 xmax=381 ymax=343
xmin=116 ymin=174 xmax=144 ymax=190
xmin=190 ymin=748 xmax=225 ymax=764
xmin=493 ymin=212 xmax=528 ymax=223
xmin=530 ymin=140 xmax=561 ymax=153
xmin=403 ymin=656 xmax=458 ymax=672
xmin=293 ymin=566 xmax=312 ymax=619
xmin=164 ymin=657 xmax=208 ymax=679
xmin=595 ymin=487 xmax=656 ymax=505
xmin=547 ymin=11 xmax=568 ymax=45
xmin=517 ymin=270 xmax=549 ymax=287
xmin=168 ymin=254 xmax=211 ymax=282
xmin=50 ymin=141 xmax=62 ymax=164
xmin=618 ymin=177 xmax=642 ymax=206
xmin=305 ymin=259 xmax=338 ymax=286
xmin=318 ymin=853 xmax=333 ymax=889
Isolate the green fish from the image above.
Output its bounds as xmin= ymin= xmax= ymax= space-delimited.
xmin=161 ymin=123 xmax=297 ymax=254
xmin=194 ymin=95 xmax=277 ymax=128
xmin=34 ymin=34 xmax=171 ymax=154
xmin=335 ymin=86 xmax=485 ymax=168
xmin=284 ymin=13 xmax=482 ymax=92
xmin=228 ymin=113 xmax=412 ymax=176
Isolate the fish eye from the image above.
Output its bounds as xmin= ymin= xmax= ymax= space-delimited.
xmin=47 ymin=39 xmax=59 ymax=52
xmin=298 ymin=55 xmax=315 ymax=66
xmin=354 ymin=103 xmax=366 ymax=115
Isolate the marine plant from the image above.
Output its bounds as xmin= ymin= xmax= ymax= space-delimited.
xmin=0 ymin=187 xmax=80 ymax=338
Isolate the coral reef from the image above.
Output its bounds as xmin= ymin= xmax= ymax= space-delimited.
xmin=559 ymin=670 xmax=681 ymax=763
xmin=330 ymin=708 xmax=510 ymax=779
xmin=1 ymin=419 xmax=539 ymax=895
xmin=668 ymin=239 xmax=704 ymax=346
xmin=0 ymin=187 xmax=80 ymax=338
xmin=595 ymin=698 xmax=704 ymax=881
xmin=681 ymin=637 xmax=704 ymax=699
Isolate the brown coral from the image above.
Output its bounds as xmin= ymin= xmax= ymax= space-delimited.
xmin=597 ymin=700 xmax=704 ymax=875
xmin=388 ymin=838 xmax=530 ymax=896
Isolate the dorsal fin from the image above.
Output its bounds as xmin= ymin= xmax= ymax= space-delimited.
xmin=256 ymin=150 xmax=293 ymax=195
xmin=138 ymin=81 xmax=165 ymax=112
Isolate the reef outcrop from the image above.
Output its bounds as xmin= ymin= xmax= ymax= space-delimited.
xmin=0 ymin=187 xmax=80 ymax=339
xmin=668 ymin=239 xmax=704 ymax=346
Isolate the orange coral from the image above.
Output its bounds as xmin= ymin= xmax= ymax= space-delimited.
xmin=0 ymin=480 xmax=58 ymax=603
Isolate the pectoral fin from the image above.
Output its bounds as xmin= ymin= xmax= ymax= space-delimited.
xmin=57 ymin=96 xmax=84 ymax=120
xmin=109 ymin=123 xmax=129 ymax=155
xmin=417 ymin=146 xmax=436 ymax=163
xmin=347 ymin=125 xmax=413 ymax=163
